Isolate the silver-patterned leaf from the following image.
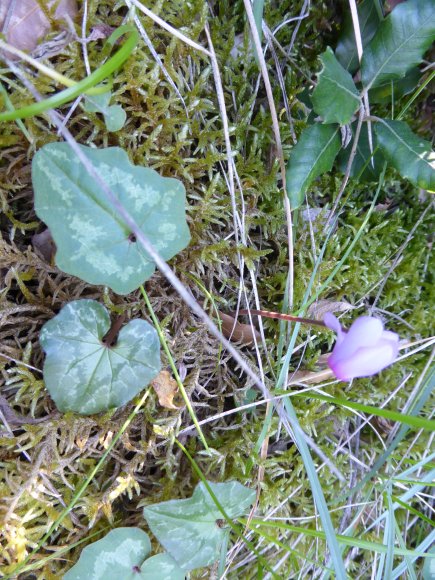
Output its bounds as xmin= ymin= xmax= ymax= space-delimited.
xmin=63 ymin=527 xmax=185 ymax=580
xmin=143 ymin=481 xmax=256 ymax=570
xmin=40 ymin=300 xmax=161 ymax=415
xmin=32 ymin=143 xmax=190 ymax=295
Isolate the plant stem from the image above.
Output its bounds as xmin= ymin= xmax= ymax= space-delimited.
xmin=237 ymin=309 xmax=327 ymax=327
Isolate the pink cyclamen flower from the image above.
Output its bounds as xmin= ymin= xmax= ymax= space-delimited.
xmin=324 ymin=313 xmax=399 ymax=381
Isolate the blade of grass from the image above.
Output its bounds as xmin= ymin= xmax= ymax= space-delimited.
xmin=0 ymin=39 xmax=107 ymax=95
xmin=140 ymin=286 xmax=210 ymax=452
xmin=244 ymin=518 xmax=435 ymax=559
xmin=337 ymin=356 xmax=435 ymax=504
xmin=392 ymin=496 xmax=435 ymax=528
xmin=393 ymin=517 xmax=418 ymax=580
xmin=174 ymin=438 xmax=279 ymax=579
xmin=392 ymin=529 xmax=435 ymax=579
xmin=0 ymin=25 xmax=138 ymax=122
xmin=291 ymin=392 xmax=435 ymax=431
xmin=5 ymin=388 xmax=152 ymax=579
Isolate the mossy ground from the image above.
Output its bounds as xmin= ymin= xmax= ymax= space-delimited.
xmin=0 ymin=1 xmax=433 ymax=578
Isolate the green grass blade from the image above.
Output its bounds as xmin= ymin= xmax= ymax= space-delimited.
xmin=0 ymin=25 xmax=138 ymax=122
xmin=140 ymin=286 xmax=210 ymax=452
xmin=244 ymin=519 xmax=435 ymax=559
xmin=336 ymin=363 xmax=435 ymax=504
xmin=4 ymin=388 xmax=152 ymax=579
xmin=293 ymin=392 xmax=435 ymax=431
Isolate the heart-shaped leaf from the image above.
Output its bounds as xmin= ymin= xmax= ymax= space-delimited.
xmin=286 ymin=124 xmax=341 ymax=209
xmin=361 ymin=0 xmax=435 ymax=90
xmin=312 ymin=47 xmax=360 ymax=126
xmin=375 ymin=119 xmax=435 ymax=192
xmin=32 ymin=143 xmax=190 ymax=295
xmin=335 ymin=0 xmax=382 ymax=74
xmin=84 ymin=92 xmax=126 ymax=132
xmin=143 ymin=480 xmax=256 ymax=570
xmin=40 ymin=300 xmax=161 ymax=415
xmin=63 ymin=527 xmax=185 ymax=580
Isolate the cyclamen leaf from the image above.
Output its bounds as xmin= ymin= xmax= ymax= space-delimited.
xmin=63 ymin=528 xmax=185 ymax=580
xmin=286 ymin=124 xmax=341 ymax=209
xmin=143 ymin=480 xmax=256 ymax=570
xmin=335 ymin=0 xmax=382 ymax=73
xmin=32 ymin=143 xmax=190 ymax=295
xmin=375 ymin=120 xmax=435 ymax=192
xmin=312 ymin=47 xmax=360 ymax=126
xmin=361 ymin=0 xmax=435 ymax=90
xmin=40 ymin=300 xmax=161 ymax=415
xmin=84 ymin=92 xmax=126 ymax=132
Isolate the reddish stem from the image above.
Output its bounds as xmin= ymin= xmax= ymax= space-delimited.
xmin=237 ymin=309 xmax=326 ymax=328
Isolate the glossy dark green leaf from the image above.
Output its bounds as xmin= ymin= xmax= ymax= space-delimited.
xmin=63 ymin=528 xmax=185 ymax=580
xmin=368 ymin=67 xmax=421 ymax=104
xmin=361 ymin=0 xmax=435 ymax=90
xmin=286 ymin=124 xmax=341 ymax=209
xmin=375 ymin=119 xmax=435 ymax=191
xmin=32 ymin=143 xmax=190 ymax=295
xmin=337 ymin=121 xmax=385 ymax=182
xmin=312 ymin=47 xmax=360 ymax=125
xmin=335 ymin=0 xmax=382 ymax=73
xmin=143 ymin=481 xmax=256 ymax=570
xmin=40 ymin=300 xmax=161 ymax=415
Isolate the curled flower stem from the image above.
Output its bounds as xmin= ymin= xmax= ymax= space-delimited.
xmin=237 ymin=309 xmax=327 ymax=327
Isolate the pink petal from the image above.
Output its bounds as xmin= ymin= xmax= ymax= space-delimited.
xmin=324 ymin=313 xmax=345 ymax=345
xmin=328 ymin=340 xmax=397 ymax=381
xmin=330 ymin=316 xmax=384 ymax=364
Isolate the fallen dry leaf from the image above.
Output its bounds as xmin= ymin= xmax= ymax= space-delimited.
xmin=219 ymin=311 xmax=261 ymax=346
xmin=288 ymin=368 xmax=334 ymax=386
xmin=151 ymin=370 xmax=179 ymax=410
xmin=0 ymin=0 xmax=77 ymax=56
xmin=32 ymin=228 xmax=56 ymax=263
xmin=307 ymin=299 xmax=354 ymax=321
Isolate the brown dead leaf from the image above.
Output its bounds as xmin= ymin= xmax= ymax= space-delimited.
xmin=288 ymin=368 xmax=334 ymax=386
xmin=151 ymin=370 xmax=179 ymax=410
xmin=0 ymin=0 xmax=77 ymax=57
xmin=32 ymin=228 xmax=56 ymax=263
xmin=307 ymin=299 xmax=354 ymax=321
xmin=218 ymin=311 xmax=261 ymax=346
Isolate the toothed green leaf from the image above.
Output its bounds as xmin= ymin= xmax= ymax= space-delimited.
xmin=375 ymin=120 xmax=435 ymax=192
xmin=312 ymin=47 xmax=360 ymax=125
xmin=286 ymin=124 xmax=341 ymax=209
xmin=335 ymin=0 xmax=382 ymax=73
xmin=361 ymin=0 xmax=435 ymax=90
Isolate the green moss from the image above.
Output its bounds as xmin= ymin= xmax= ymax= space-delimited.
xmin=0 ymin=0 xmax=433 ymax=577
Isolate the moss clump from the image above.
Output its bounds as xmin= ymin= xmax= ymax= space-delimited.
xmin=0 ymin=0 xmax=433 ymax=577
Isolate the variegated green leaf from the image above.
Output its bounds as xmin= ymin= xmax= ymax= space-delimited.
xmin=40 ymin=300 xmax=161 ymax=415
xmin=143 ymin=481 xmax=255 ymax=570
xmin=63 ymin=528 xmax=185 ymax=580
xmin=32 ymin=143 xmax=190 ymax=295
xmin=84 ymin=92 xmax=126 ymax=132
